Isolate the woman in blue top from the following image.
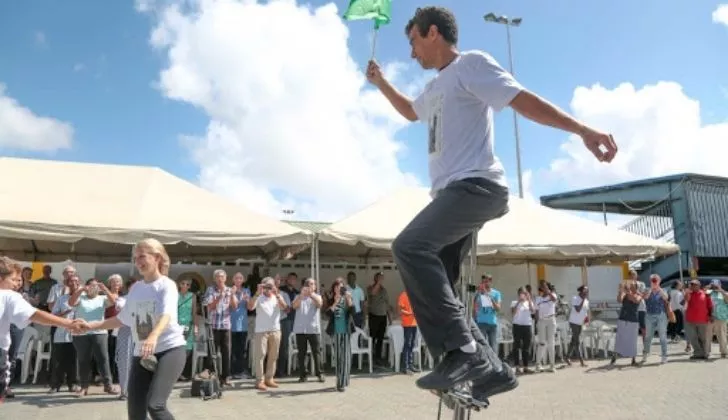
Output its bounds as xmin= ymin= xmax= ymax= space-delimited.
xmin=325 ymin=277 xmax=353 ymax=392
xmin=69 ymin=277 xmax=119 ymax=396
xmin=641 ymin=275 xmax=669 ymax=364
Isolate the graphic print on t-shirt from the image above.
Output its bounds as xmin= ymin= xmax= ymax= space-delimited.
xmin=131 ymin=300 xmax=156 ymax=344
xmin=428 ymin=93 xmax=444 ymax=156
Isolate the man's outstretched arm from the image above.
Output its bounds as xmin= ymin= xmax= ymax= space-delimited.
xmin=367 ymin=60 xmax=418 ymax=122
xmin=377 ymin=79 xmax=418 ymax=122
xmin=509 ymin=91 xmax=618 ymax=162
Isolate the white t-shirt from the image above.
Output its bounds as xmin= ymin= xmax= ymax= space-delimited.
xmin=254 ymin=294 xmax=281 ymax=333
xmin=112 ymin=296 xmax=127 ymax=337
xmin=510 ymin=300 xmax=533 ymax=326
xmin=669 ymin=289 xmax=684 ymax=312
xmin=52 ymin=294 xmax=75 ymax=343
xmin=1 ymin=290 xmax=37 ymax=351
xmin=535 ymin=295 xmax=557 ymax=319
xmin=412 ymin=50 xmax=523 ymax=194
xmin=568 ymin=296 xmax=589 ymax=326
xmin=117 ymin=276 xmax=186 ymax=357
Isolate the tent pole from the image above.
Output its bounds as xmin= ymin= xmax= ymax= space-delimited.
xmin=678 ymin=251 xmax=684 ymax=284
xmin=310 ymin=235 xmax=316 ymax=279
xmin=315 ymin=235 xmax=320 ymax=282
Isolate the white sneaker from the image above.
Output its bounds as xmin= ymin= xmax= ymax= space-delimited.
xmin=660 ymin=356 xmax=668 ymax=364
xmin=641 ymin=354 xmax=648 ymax=364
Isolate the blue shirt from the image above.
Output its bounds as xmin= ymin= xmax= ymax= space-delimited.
xmin=475 ymin=289 xmax=501 ymax=325
xmin=230 ymin=288 xmax=251 ymax=332
xmin=644 ymin=290 xmax=666 ymax=315
xmin=333 ymin=299 xmax=348 ymax=334
xmin=75 ymin=294 xmax=108 ymax=335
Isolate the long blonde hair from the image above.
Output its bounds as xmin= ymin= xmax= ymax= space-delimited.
xmin=135 ymin=238 xmax=171 ymax=276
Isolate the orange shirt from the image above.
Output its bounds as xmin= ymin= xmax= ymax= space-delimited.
xmin=398 ymin=291 xmax=417 ymax=327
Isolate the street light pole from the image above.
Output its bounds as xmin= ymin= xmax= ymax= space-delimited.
xmin=484 ymin=13 xmax=524 ymax=199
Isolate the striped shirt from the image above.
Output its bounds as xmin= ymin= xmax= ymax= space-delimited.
xmin=203 ymin=286 xmax=233 ymax=330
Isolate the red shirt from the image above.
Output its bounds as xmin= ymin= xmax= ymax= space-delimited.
xmin=685 ymin=290 xmax=713 ymax=324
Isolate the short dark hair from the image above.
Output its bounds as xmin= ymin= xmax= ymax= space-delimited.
xmin=405 ymin=7 xmax=458 ymax=45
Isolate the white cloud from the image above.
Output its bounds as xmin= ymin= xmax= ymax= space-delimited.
xmin=0 ymin=84 xmax=73 ymax=151
xmin=73 ymin=63 xmax=85 ymax=72
xmin=544 ymin=81 xmax=728 ymax=190
xmin=713 ymin=4 xmax=728 ymax=26
xmin=140 ymin=0 xmax=422 ymax=221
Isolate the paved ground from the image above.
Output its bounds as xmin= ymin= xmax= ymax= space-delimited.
xmin=4 ymin=342 xmax=728 ymax=419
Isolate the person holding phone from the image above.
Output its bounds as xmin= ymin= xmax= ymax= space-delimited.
xmin=509 ymin=287 xmax=534 ymax=374
xmin=565 ymin=286 xmax=589 ymax=367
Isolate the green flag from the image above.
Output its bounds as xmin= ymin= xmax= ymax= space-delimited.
xmin=342 ymin=0 xmax=392 ymax=29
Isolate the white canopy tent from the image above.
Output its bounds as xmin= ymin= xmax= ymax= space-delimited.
xmin=317 ymin=187 xmax=679 ymax=265
xmin=0 ymin=157 xmax=312 ymax=262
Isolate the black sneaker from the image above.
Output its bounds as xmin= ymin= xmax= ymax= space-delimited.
xmin=415 ymin=348 xmax=493 ymax=391
xmin=471 ymin=363 xmax=519 ymax=402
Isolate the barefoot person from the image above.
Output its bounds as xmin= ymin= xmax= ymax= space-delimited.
xmin=367 ymin=6 xmax=618 ymax=402
xmin=80 ymin=239 xmax=187 ymax=420
xmin=0 ymin=256 xmax=88 ymax=403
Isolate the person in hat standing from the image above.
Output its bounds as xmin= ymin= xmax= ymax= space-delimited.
xmin=684 ymin=279 xmax=713 ymax=359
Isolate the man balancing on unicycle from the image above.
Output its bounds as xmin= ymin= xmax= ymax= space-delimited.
xmin=367 ymin=6 xmax=617 ymax=407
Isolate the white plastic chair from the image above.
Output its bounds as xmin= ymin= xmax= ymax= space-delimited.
xmin=32 ymin=327 xmax=52 ymax=384
xmin=386 ymin=325 xmax=404 ymax=371
xmin=497 ymin=319 xmax=514 ymax=356
xmin=350 ymin=327 xmax=373 ymax=373
xmin=17 ymin=327 xmax=38 ymax=384
xmin=287 ymin=332 xmax=314 ymax=376
xmin=190 ymin=326 xmax=208 ymax=376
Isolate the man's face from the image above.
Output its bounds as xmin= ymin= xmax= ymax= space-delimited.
xmin=286 ymin=275 xmax=297 ymax=287
xmin=408 ymin=25 xmax=435 ymax=69
xmin=347 ymin=273 xmax=356 ymax=285
xmin=482 ymin=277 xmax=492 ymax=289
xmin=43 ymin=265 xmax=52 ymax=278
xmin=215 ymin=272 xmax=226 ymax=287
xmin=62 ymin=266 xmax=76 ymax=281
xmin=233 ymin=273 xmax=244 ymax=286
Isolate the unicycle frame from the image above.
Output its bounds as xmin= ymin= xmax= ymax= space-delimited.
xmin=441 ymin=231 xmax=479 ymax=420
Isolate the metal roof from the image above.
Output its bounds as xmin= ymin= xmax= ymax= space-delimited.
xmin=285 ymin=220 xmax=331 ymax=233
xmin=539 ymin=173 xmax=728 ymax=214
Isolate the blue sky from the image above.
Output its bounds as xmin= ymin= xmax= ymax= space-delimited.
xmin=1 ymin=0 xmax=727 ymax=221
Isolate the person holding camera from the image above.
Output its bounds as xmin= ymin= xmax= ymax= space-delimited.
xmin=610 ymin=281 xmax=642 ymax=366
xmin=292 ymin=277 xmax=324 ymax=382
xmin=247 ymin=277 xmax=287 ymax=391
xmin=68 ymin=277 xmax=119 ymax=396
xmin=325 ymin=277 xmax=354 ymax=392
xmin=535 ymin=282 xmax=558 ymax=372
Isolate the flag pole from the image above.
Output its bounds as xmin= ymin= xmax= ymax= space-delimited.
xmin=370 ymin=24 xmax=378 ymax=60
